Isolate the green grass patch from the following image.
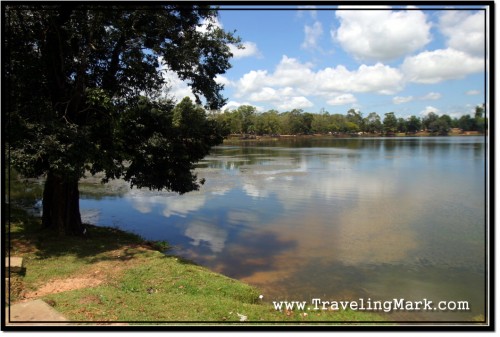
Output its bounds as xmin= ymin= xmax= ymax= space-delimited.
xmin=7 ymin=207 xmax=387 ymax=324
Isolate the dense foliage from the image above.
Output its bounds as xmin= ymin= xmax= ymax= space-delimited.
xmin=5 ymin=4 xmax=237 ymax=235
xmin=213 ymin=105 xmax=487 ymax=136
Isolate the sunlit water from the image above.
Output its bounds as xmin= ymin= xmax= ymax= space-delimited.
xmin=77 ymin=136 xmax=486 ymax=321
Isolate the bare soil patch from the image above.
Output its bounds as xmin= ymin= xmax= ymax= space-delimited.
xmin=24 ymin=278 xmax=103 ymax=299
xmin=19 ymin=245 xmax=153 ymax=301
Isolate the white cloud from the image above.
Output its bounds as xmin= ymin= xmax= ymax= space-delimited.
xmin=333 ymin=9 xmax=431 ymax=62
xmin=215 ymin=74 xmax=232 ymax=87
xmin=234 ymin=56 xmax=314 ymax=98
xmin=420 ymin=106 xmax=440 ymax=116
xmin=273 ymin=56 xmax=315 ymax=87
xmin=401 ymin=48 xmax=484 ymax=84
xmin=196 ymin=17 xmax=223 ymax=34
xmin=235 ymin=70 xmax=269 ymax=97
xmin=420 ymin=92 xmax=442 ymax=100
xmin=234 ymin=56 xmax=405 ymax=110
xmin=439 ymin=11 xmax=485 ymax=57
xmin=301 ymin=21 xmax=323 ymax=50
xmin=160 ymin=68 xmax=197 ymax=102
xmin=277 ymin=96 xmax=314 ymax=111
xmin=393 ymin=96 xmax=414 ymax=104
xmin=229 ymin=41 xmax=262 ymax=59
xmin=158 ymin=57 xmax=197 ymax=102
xmin=327 ymin=94 xmax=357 ymax=106
xmin=466 ymin=90 xmax=481 ymax=96
xmin=315 ymin=63 xmax=404 ymax=95
xmin=222 ymin=100 xmax=264 ymax=112
xmin=248 ymin=87 xmax=278 ymax=102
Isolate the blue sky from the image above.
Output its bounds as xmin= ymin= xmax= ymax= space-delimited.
xmin=166 ymin=5 xmax=488 ymax=119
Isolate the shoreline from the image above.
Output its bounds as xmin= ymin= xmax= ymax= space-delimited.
xmin=223 ymin=131 xmax=485 ymax=142
xmin=6 ymin=207 xmax=386 ymax=325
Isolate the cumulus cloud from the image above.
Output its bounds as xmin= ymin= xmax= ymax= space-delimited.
xmin=393 ymin=96 xmax=414 ymax=104
xmin=247 ymin=87 xmax=296 ymax=103
xmin=439 ymin=10 xmax=485 ymax=57
xmin=229 ymin=41 xmax=262 ymax=59
xmin=215 ymin=74 xmax=232 ymax=87
xmin=234 ymin=56 xmax=312 ymax=98
xmin=301 ymin=21 xmax=323 ymax=50
xmin=401 ymin=48 xmax=484 ymax=84
xmin=233 ymin=55 xmax=405 ymax=110
xmin=327 ymin=94 xmax=357 ymax=106
xmin=160 ymin=68 xmax=197 ymax=102
xmin=466 ymin=90 xmax=481 ymax=96
xmin=420 ymin=92 xmax=442 ymax=100
xmin=420 ymin=106 xmax=440 ymax=116
xmin=222 ymin=100 xmax=264 ymax=112
xmin=315 ymin=63 xmax=404 ymax=95
xmin=196 ymin=16 xmax=223 ymax=34
xmin=248 ymin=87 xmax=279 ymax=102
xmin=391 ymin=92 xmax=442 ymax=106
xmin=234 ymin=55 xmax=404 ymax=110
xmin=235 ymin=70 xmax=270 ymax=97
xmin=277 ymin=96 xmax=314 ymax=111
xmin=233 ymin=56 xmax=406 ymax=110
xmin=332 ymin=9 xmax=431 ymax=62
xmin=272 ymin=56 xmax=315 ymax=88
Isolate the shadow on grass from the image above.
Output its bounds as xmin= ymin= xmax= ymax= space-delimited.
xmin=6 ymin=205 xmax=162 ymax=263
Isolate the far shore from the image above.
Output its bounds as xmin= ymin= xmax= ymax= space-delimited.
xmin=225 ymin=130 xmax=485 ymax=142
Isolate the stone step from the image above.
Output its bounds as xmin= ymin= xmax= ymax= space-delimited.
xmin=5 ymin=257 xmax=25 ymax=274
xmin=6 ymin=299 xmax=69 ymax=326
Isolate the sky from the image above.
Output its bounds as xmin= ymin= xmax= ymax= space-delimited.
xmin=165 ymin=5 xmax=489 ymax=119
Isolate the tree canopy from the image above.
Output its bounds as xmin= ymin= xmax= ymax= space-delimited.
xmin=5 ymin=4 xmax=238 ymax=235
xmin=214 ymin=105 xmax=486 ymax=137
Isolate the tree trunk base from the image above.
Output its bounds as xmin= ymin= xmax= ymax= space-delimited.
xmin=42 ymin=172 xmax=85 ymax=236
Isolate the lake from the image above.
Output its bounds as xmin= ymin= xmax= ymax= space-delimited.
xmin=76 ymin=136 xmax=486 ymax=321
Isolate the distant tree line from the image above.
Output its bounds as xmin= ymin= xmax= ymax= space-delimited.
xmin=211 ymin=104 xmax=487 ymax=136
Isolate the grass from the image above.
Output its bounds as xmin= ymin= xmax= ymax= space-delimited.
xmin=6 ymin=207 xmax=387 ymax=325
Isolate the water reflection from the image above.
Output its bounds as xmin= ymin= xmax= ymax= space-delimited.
xmin=184 ymin=220 xmax=227 ymax=253
xmin=74 ymin=136 xmax=485 ymax=321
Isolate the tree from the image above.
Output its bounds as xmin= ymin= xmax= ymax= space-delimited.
xmin=302 ymin=113 xmax=314 ymax=134
xmin=311 ymin=112 xmax=331 ymax=134
xmin=363 ymin=112 xmax=382 ymax=134
xmin=396 ymin=118 xmax=407 ymax=133
xmin=235 ymin=105 xmax=257 ymax=134
xmin=457 ymin=114 xmax=475 ymax=131
xmin=383 ymin=112 xmax=398 ymax=134
xmin=255 ymin=110 xmax=280 ymax=135
xmin=429 ymin=115 xmax=451 ymax=135
xmin=330 ymin=114 xmax=348 ymax=133
xmin=346 ymin=109 xmax=364 ymax=131
xmin=280 ymin=109 xmax=306 ymax=135
xmin=6 ymin=4 xmax=238 ymax=235
xmin=422 ymin=112 xmax=439 ymax=131
xmin=474 ymin=104 xmax=486 ymax=133
xmin=406 ymin=115 xmax=422 ymax=133
xmin=474 ymin=104 xmax=484 ymax=119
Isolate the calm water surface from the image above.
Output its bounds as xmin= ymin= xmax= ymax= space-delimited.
xmin=79 ymin=136 xmax=486 ymax=321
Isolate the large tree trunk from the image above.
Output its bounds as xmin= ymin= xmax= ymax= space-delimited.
xmin=42 ymin=171 xmax=85 ymax=236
